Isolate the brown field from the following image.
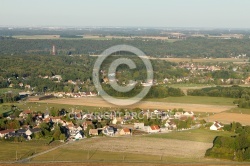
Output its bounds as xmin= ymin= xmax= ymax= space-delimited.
xmin=208 ymin=112 xmax=250 ymax=125
xmin=35 ymin=97 xmax=234 ymax=113
xmin=83 ymin=35 xmax=174 ymax=41
xmin=151 ymin=57 xmax=248 ymax=63
xmin=13 ymin=35 xmax=60 ymax=39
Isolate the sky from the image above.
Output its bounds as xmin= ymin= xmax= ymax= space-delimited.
xmin=1 ymin=0 xmax=250 ymax=28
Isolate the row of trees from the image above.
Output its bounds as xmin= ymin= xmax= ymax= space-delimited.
xmin=188 ymin=86 xmax=250 ymax=108
xmin=102 ymin=84 xmax=184 ymax=98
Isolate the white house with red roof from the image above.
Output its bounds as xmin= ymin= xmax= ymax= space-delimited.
xmin=144 ymin=125 xmax=160 ymax=133
xmin=210 ymin=121 xmax=224 ymax=131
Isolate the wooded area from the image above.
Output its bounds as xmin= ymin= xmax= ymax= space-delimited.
xmin=1 ymin=37 xmax=250 ymax=58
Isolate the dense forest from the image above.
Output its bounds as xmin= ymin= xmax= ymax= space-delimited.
xmin=206 ymin=122 xmax=250 ymax=161
xmin=1 ymin=37 xmax=250 ymax=58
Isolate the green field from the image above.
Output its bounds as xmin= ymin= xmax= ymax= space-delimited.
xmin=0 ymin=140 xmax=61 ymax=161
xmin=30 ymin=129 xmax=241 ymax=164
xmin=32 ymin=148 xmax=166 ymax=163
xmin=144 ymin=129 xmax=234 ymax=143
xmin=145 ymin=96 xmax=235 ymax=106
xmin=31 ymin=148 xmax=223 ymax=164
xmin=0 ymin=101 xmax=109 ymax=115
xmin=225 ymin=107 xmax=250 ymax=114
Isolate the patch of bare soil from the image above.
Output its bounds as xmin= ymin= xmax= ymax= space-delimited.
xmin=36 ymin=97 xmax=233 ymax=113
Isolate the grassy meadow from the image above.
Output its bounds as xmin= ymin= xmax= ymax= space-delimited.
xmin=0 ymin=140 xmax=61 ymax=162
xmin=145 ymin=129 xmax=234 ymax=143
xmin=145 ymin=96 xmax=235 ymax=106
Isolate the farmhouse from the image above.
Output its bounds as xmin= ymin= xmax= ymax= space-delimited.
xmin=0 ymin=129 xmax=15 ymax=138
xmin=119 ymin=128 xmax=131 ymax=135
xmin=89 ymin=129 xmax=98 ymax=136
xmin=145 ymin=125 xmax=160 ymax=133
xmin=134 ymin=123 xmax=144 ymax=129
xmin=210 ymin=121 xmax=224 ymax=131
xmin=102 ymin=126 xmax=115 ymax=136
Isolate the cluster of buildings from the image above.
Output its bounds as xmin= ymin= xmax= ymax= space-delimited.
xmin=0 ymin=103 xmax=227 ymax=142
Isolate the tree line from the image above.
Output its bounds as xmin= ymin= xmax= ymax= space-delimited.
xmin=187 ymin=86 xmax=250 ymax=108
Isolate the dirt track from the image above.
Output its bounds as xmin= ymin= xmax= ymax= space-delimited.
xmin=36 ymin=97 xmax=234 ymax=113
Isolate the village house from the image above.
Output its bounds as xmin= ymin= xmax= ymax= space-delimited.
xmin=19 ymin=110 xmax=32 ymax=118
xmin=144 ymin=125 xmax=160 ymax=133
xmin=102 ymin=126 xmax=116 ymax=136
xmin=119 ymin=128 xmax=131 ymax=136
xmin=210 ymin=121 xmax=224 ymax=131
xmin=134 ymin=123 xmax=144 ymax=129
xmin=50 ymin=116 xmax=62 ymax=124
xmin=165 ymin=121 xmax=177 ymax=130
xmin=0 ymin=129 xmax=15 ymax=138
xmin=89 ymin=129 xmax=99 ymax=136
xmin=112 ymin=117 xmax=123 ymax=125
xmin=245 ymin=76 xmax=250 ymax=84
xmin=82 ymin=121 xmax=93 ymax=130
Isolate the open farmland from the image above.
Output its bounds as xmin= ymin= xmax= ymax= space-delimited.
xmin=32 ymin=136 xmax=211 ymax=162
xmin=35 ymin=97 xmax=235 ymax=113
xmin=0 ymin=140 xmax=61 ymax=162
xmin=153 ymin=57 xmax=249 ymax=63
xmin=13 ymin=35 xmax=60 ymax=39
xmin=144 ymin=129 xmax=233 ymax=143
xmin=208 ymin=112 xmax=250 ymax=125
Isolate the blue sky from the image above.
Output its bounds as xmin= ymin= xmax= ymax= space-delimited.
xmin=1 ymin=0 xmax=250 ymax=28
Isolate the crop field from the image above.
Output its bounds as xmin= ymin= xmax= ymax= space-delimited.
xmin=83 ymin=35 xmax=175 ymax=41
xmin=28 ymin=129 xmax=245 ymax=165
xmin=155 ymin=57 xmax=248 ymax=63
xmin=0 ymin=129 xmax=246 ymax=165
xmin=0 ymin=101 xmax=109 ymax=114
xmin=32 ymin=136 xmax=211 ymax=162
xmin=145 ymin=96 xmax=235 ymax=106
xmin=145 ymin=129 xmax=233 ymax=143
xmin=208 ymin=112 xmax=250 ymax=125
xmin=0 ymin=140 xmax=61 ymax=162
xmin=13 ymin=35 xmax=60 ymax=39
xmin=226 ymin=107 xmax=250 ymax=114
xmin=35 ymin=97 xmax=235 ymax=113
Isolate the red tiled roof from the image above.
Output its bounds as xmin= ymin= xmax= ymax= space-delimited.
xmin=150 ymin=125 xmax=160 ymax=130
xmin=0 ymin=129 xmax=15 ymax=134
xmin=122 ymin=128 xmax=130 ymax=133
xmin=23 ymin=110 xmax=32 ymax=114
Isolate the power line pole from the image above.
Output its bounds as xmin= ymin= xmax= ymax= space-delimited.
xmin=16 ymin=150 xmax=17 ymax=161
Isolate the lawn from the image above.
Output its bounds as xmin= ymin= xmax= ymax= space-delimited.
xmin=144 ymin=96 xmax=235 ymax=106
xmin=0 ymin=140 xmax=61 ymax=162
xmin=144 ymin=129 xmax=234 ymax=143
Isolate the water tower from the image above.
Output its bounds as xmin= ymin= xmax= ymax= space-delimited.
xmin=52 ymin=45 xmax=56 ymax=55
